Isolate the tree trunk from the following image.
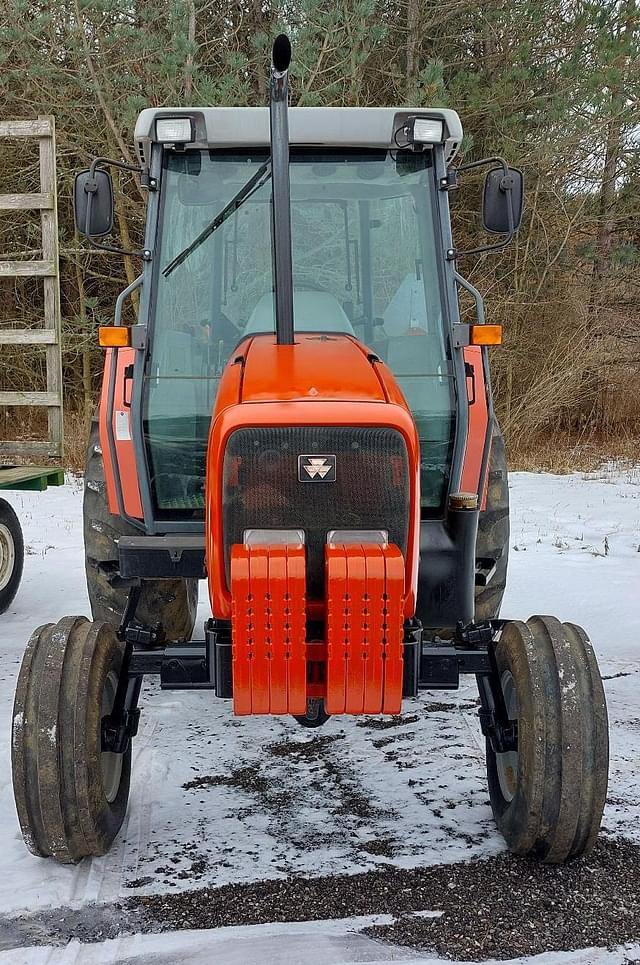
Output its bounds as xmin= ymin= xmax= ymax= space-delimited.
xmin=406 ymin=0 xmax=420 ymax=97
xmin=184 ymin=0 xmax=196 ymax=101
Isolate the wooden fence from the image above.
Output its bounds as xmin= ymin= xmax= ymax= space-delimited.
xmin=0 ymin=116 xmax=63 ymax=460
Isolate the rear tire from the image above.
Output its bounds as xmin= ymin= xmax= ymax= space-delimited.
xmin=485 ymin=616 xmax=609 ymax=863
xmin=475 ymin=426 xmax=509 ymax=622
xmin=0 ymin=498 xmax=24 ymax=614
xmin=84 ymin=418 xmax=198 ymax=640
xmin=12 ymin=616 xmax=131 ymax=862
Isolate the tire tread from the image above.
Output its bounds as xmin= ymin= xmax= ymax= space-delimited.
xmin=11 ymin=617 xmax=131 ymax=863
xmin=486 ymin=615 xmax=608 ymax=863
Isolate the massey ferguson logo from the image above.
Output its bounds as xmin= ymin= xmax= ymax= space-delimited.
xmin=298 ymin=454 xmax=336 ymax=482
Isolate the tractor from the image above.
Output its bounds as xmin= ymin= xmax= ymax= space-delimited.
xmin=12 ymin=36 xmax=608 ymax=865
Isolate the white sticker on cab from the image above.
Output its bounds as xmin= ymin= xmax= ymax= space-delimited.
xmin=115 ymin=410 xmax=131 ymax=441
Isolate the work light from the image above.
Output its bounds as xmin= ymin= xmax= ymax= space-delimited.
xmin=155 ymin=117 xmax=193 ymax=143
xmin=407 ymin=117 xmax=444 ymax=145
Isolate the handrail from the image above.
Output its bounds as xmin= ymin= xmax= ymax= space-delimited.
xmin=453 ymin=270 xmax=485 ymax=325
xmin=114 ymin=274 xmax=143 ymax=326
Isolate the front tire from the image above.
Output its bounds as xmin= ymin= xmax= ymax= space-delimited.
xmin=12 ymin=616 xmax=131 ymax=862
xmin=0 ymin=498 xmax=24 ymax=614
xmin=485 ymin=616 xmax=609 ymax=863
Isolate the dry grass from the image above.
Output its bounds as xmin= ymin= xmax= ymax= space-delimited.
xmin=508 ymin=427 xmax=640 ymax=473
xmin=64 ymin=409 xmax=92 ymax=473
xmin=0 ymin=406 xmax=92 ymax=473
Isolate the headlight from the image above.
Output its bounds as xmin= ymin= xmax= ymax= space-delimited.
xmin=410 ymin=117 xmax=444 ymax=144
xmin=155 ymin=117 xmax=193 ymax=143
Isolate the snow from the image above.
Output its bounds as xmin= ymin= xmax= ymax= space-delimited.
xmin=0 ymin=466 xmax=638 ymax=963
xmin=3 ymin=924 xmax=640 ymax=965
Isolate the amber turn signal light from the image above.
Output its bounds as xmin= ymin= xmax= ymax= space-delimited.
xmin=98 ymin=326 xmax=130 ymax=348
xmin=470 ymin=324 xmax=502 ymax=346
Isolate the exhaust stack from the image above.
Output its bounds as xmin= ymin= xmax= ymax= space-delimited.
xmin=269 ymin=34 xmax=295 ymax=345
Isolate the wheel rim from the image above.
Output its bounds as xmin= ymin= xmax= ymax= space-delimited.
xmin=0 ymin=523 xmax=16 ymax=592
xmin=496 ymin=669 xmax=519 ymax=803
xmin=101 ymin=670 xmax=124 ymax=804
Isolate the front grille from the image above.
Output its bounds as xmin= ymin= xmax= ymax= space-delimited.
xmin=222 ymin=426 xmax=410 ymax=597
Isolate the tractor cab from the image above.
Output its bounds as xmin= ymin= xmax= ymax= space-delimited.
xmin=137 ymin=112 xmax=460 ymax=523
xmin=74 ymin=87 xmax=523 ymax=647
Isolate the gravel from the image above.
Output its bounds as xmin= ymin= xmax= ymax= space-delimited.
xmin=2 ymin=836 xmax=639 ymax=960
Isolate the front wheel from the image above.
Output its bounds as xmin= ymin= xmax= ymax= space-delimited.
xmin=12 ymin=616 xmax=131 ymax=862
xmin=0 ymin=498 xmax=24 ymax=614
xmin=485 ymin=616 xmax=608 ymax=863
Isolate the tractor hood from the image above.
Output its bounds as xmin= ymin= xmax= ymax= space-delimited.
xmin=207 ymin=330 xmax=422 ymax=624
xmin=231 ymin=333 xmax=394 ymax=405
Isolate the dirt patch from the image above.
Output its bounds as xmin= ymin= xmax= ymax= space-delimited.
xmin=267 ymin=734 xmax=345 ymax=758
xmin=0 ymin=903 xmax=137 ymax=952
xmin=363 ymin=836 xmax=640 ymax=959
xmin=356 ymin=704 xmax=476 ymax=732
xmin=422 ymin=701 xmax=478 ymax=712
xmin=123 ymin=877 xmax=154 ymax=889
xmin=140 ymin=837 xmax=640 ymax=959
xmin=182 ymin=765 xmax=270 ymax=796
xmin=179 ymin=730 xmax=390 ymax=864
xmin=372 ymin=732 xmax=416 ymax=748
xmin=356 ymin=837 xmax=397 ymax=858
xmin=3 ymin=837 xmax=640 ymax=958
xmin=356 ymin=713 xmax=420 ymax=730
xmin=268 ymin=732 xmax=386 ymax=821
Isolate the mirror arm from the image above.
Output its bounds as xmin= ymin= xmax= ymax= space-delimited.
xmin=83 ymin=157 xmax=152 ymax=261
xmin=447 ymin=233 xmax=515 ymax=262
xmin=89 ymin=156 xmax=142 ymax=177
xmin=447 ymin=155 xmax=516 ymax=261
xmin=84 ymin=236 xmax=152 ymax=262
xmin=456 ymin=155 xmax=509 ymax=176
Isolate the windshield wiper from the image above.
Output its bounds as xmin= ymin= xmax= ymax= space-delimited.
xmin=162 ymin=160 xmax=271 ymax=277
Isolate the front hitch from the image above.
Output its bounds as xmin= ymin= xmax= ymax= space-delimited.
xmin=294 ymin=698 xmax=331 ymax=729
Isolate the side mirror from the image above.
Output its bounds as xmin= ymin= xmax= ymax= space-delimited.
xmin=482 ymin=167 xmax=523 ymax=235
xmin=74 ymin=169 xmax=114 ymax=238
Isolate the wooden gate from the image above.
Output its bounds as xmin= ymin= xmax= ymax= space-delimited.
xmin=0 ymin=116 xmax=63 ymax=460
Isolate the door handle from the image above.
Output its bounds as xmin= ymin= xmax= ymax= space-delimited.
xmin=123 ymin=364 xmax=134 ymax=408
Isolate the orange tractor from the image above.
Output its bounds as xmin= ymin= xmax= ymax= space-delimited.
xmin=12 ymin=37 xmax=608 ymax=865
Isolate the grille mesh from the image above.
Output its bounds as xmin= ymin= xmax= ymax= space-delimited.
xmin=222 ymin=426 xmax=410 ymax=598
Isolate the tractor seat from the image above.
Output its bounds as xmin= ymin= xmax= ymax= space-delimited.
xmin=245 ymin=290 xmax=355 ymax=336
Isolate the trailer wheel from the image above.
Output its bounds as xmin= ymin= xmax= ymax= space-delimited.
xmin=12 ymin=616 xmax=131 ymax=862
xmin=0 ymin=498 xmax=24 ymax=614
xmin=486 ymin=616 xmax=609 ymax=863
xmin=84 ymin=418 xmax=198 ymax=640
xmin=475 ymin=425 xmax=509 ymax=622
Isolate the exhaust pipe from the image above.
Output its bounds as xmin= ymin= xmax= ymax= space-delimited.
xmin=270 ymin=34 xmax=295 ymax=345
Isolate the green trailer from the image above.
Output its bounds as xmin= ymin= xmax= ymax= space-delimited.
xmin=0 ymin=467 xmax=64 ymax=612
xmin=0 ymin=116 xmax=64 ymax=612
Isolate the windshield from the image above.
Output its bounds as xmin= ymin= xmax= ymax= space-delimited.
xmin=144 ymin=148 xmax=454 ymax=518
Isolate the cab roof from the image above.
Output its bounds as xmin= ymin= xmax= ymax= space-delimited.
xmin=134 ymin=106 xmax=463 ymax=168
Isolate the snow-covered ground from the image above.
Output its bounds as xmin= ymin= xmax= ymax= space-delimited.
xmin=3 ymin=921 xmax=640 ymax=965
xmin=1 ymin=467 xmax=639 ymax=964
